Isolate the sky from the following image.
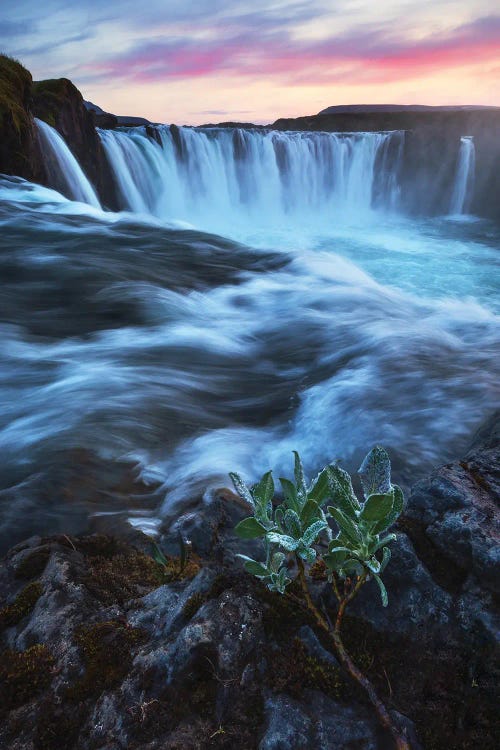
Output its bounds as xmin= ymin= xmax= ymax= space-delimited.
xmin=1 ymin=1 xmax=499 ymax=124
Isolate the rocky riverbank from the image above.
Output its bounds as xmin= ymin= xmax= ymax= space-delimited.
xmin=0 ymin=416 xmax=498 ymax=750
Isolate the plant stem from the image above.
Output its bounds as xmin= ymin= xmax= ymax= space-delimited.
xmin=295 ymin=558 xmax=410 ymax=750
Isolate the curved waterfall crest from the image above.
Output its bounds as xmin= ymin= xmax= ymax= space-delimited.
xmin=35 ymin=118 xmax=101 ymax=208
xmin=98 ymin=125 xmax=405 ymax=223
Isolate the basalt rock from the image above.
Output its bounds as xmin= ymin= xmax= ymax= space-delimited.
xmin=271 ymin=110 xmax=500 ymax=223
xmin=31 ymin=77 xmax=117 ymax=207
xmin=0 ymin=418 xmax=498 ymax=749
xmin=0 ymin=56 xmax=118 ymax=208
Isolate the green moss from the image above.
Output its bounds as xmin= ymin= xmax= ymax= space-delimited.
xmin=32 ymin=79 xmax=70 ymax=99
xmin=78 ymin=536 xmax=201 ymax=605
xmin=0 ymin=54 xmax=32 ymax=133
xmin=268 ymin=637 xmax=347 ymax=700
xmin=0 ymin=581 xmax=43 ymax=629
xmin=15 ymin=548 xmax=50 ymax=580
xmin=0 ymin=644 xmax=54 ymax=715
xmin=31 ymin=77 xmax=84 ymax=129
xmin=259 ymin=580 xmax=312 ymax=637
xmin=66 ymin=620 xmax=145 ymax=701
xmin=182 ymin=592 xmax=207 ymax=619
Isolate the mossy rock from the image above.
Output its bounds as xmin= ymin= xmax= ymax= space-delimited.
xmin=267 ymin=637 xmax=347 ymax=700
xmin=0 ymin=644 xmax=54 ymax=715
xmin=0 ymin=581 xmax=43 ymax=629
xmin=66 ymin=619 xmax=145 ymax=701
xmin=31 ymin=77 xmax=82 ymax=128
xmin=0 ymin=54 xmax=32 ymax=133
xmin=71 ymin=534 xmax=201 ymax=605
xmin=14 ymin=548 xmax=51 ymax=580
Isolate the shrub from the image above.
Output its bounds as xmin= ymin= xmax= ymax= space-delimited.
xmin=231 ymin=447 xmax=410 ymax=750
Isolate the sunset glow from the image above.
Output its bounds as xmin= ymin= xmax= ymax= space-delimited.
xmin=2 ymin=1 xmax=499 ymax=123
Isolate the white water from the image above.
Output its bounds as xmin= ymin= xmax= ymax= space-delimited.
xmin=99 ymin=126 xmax=404 ymax=230
xmin=35 ymin=118 xmax=101 ymax=208
xmin=0 ymin=126 xmax=497 ymax=545
xmin=449 ymin=136 xmax=475 ymax=215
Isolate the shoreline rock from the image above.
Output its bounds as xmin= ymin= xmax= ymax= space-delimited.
xmin=0 ymin=417 xmax=498 ymax=749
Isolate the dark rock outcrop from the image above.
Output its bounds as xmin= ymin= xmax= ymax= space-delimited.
xmin=271 ymin=109 xmax=500 ymax=222
xmin=0 ymin=55 xmax=44 ymax=183
xmin=0 ymin=57 xmax=117 ymax=208
xmin=31 ymin=78 xmax=116 ymax=206
xmin=0 ymin=418 xmax=498 ymax=749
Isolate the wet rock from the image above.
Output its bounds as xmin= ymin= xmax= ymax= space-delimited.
xmin=0 ymin=417 xmax=498 ymax=749
xmin=259 ymin=692 xmax=379 ymax=750
xmin=405 ymin=413 xmax=499 ymax=597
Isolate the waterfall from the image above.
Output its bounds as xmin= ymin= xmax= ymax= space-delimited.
xmin=449 ymin=136 xmax=475 ymax=215
xmin=35 ymin=118 xmax=100 ymax=208
xmin=99 ymin=126 xmax=404 ymax=225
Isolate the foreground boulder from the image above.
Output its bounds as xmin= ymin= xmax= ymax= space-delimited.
xmin=0 ymin=419 xmax=498 ymax=749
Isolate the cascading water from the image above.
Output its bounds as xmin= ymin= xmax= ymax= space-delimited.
xmin=35 ymin=118 xmax=101 ymax=208
xmin=449 ymin=136 xmax=475 ymax=215
xmin=0 ymin=121 xmax=498 ymax=550
xmin=99 ymin=126 xmax=404 ymax=227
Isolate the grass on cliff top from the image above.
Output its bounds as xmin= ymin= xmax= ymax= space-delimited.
xmin=0 ymin=54 xmax=32 ymax=131
xmin=32 ymin=77 xmax=80 ymax=127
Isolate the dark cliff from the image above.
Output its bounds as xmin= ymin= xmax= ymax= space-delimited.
xmin=0 ymin=57 xmax=116 ymax=207
xmin=31 ymin=77 xmax=114 ymax=201
xmin=0 ymin=56 xmax=44 ymax=183
xmin=272 ymin=110 xmax=500 ymax=222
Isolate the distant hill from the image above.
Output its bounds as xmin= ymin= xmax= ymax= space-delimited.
xmin=318 ymin=104 xmax=499 ymax=115
xmin=84 ymin=100 xmax=151 ymax=127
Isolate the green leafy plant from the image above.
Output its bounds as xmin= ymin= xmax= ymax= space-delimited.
xmin=231 ymin=447 xmax=410 ymax=750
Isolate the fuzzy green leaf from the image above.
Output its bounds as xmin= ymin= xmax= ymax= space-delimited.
xmin=379 ymin=546 xmax=391 ymax=573
xmin=243 ymin=560 xmax=270 ymax=577
xmin=371 ymin=533 xmax=397 ymax=553
xmin=300 ymin=498 xmax=322 ymax=528
xmin=267 ymin=532 xmax=300 ymax=551
xmin=283 ymin=509 xmax=302 ymax=538
xmin=373 ymin=573 xmax=389 ymax=607
xmin=252 ymin=471 xmax=274 ymax=508
xmin=297 ymin=546 xmax=317 ymax=563
xmin=341 ymin=558 xmax=364 ymax=576
xmin=302 ymin=519 xmax=327 ymax=547
xmin=328 ymin=506 xmax=362 ymax=546
xmin=371 ymin=505 xmax=400 ymax=534
xmin=280 ymin=477 xmax=300 ymax=513
xmin=360 ymin=492 xmax=394 ymax=524
xmin=324 ymin=549 xmax=348 ymax=570
xmin=293 ymin=451 xmax=308 ymax=506
xmin=270 ymin=551 xmax=286 ymax=572
xmin=365 ymin=556 xmax=381 ymax=573
xmin=358 ymin=446 xmax=391 ymax=499
xmin=326 ymin=465 xmax=360 ymax=516
xmin=391 ymin=484 xmax=404 ymax=516
xmin=234 ymin=517 xmax=268 ymax=539
xmin=229 ymin=472 xmax=255 ymax=508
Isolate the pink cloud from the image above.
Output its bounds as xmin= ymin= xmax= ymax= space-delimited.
xmin=80 ymin=14 xmax=500 ymax=88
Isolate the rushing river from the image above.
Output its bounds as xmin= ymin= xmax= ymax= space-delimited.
xmin=0 ymin=124 xmax=498 ymax=547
